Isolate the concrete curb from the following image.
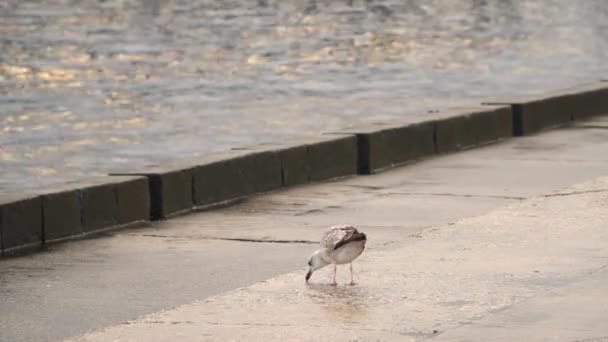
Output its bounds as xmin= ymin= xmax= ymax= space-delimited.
xmin=433 ymin=105 xmax=513 ymax=153
xmin=112 ymin=135 xmax=358 ymax=219
xmin=334 ymin=119 xmax=434 ymax=174
xmin=0 ymin=176 xmax=149 ymax=256
xmin=112 ymin=164 xmax=196 ymax=220
xmin=333 ymin=106 xmax=512 ymax=174
xmin=1 ymin=81 xmax=607 ymax=257
xmin=308 ymin=135 xmax=358 ymax=181
xmin=257 ymin=134 xmax=358 ymax=185
xmin=484 ymin=81 xmax=608 ymax=136
xmin=191 ymin=150 xmax=282 ymax=209
xmin=0 ymin=193 xmax=43 ymax=256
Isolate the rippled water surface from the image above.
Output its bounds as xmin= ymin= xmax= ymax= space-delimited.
xmin=1 ymin=0 xmax=607 ymax=191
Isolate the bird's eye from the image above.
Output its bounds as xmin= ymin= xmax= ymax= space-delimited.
xmin=308 ymin=259 xmax=312 ymax=266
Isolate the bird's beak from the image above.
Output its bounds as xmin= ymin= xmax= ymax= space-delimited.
xmin=305 ymin=268 xmax=312 ymax=282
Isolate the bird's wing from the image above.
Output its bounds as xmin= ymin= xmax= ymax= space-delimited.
xmin=320 ymin=225 xmax=359 ymax=250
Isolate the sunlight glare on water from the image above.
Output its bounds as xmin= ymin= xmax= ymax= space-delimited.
xmin=1 ymin=0 xmax=607 ymax=191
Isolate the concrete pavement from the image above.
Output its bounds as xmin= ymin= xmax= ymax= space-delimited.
xmin=70 ymin=176 xmax=608 ymax=341
xmin=2 ymin=116 xmax=608 ymax=341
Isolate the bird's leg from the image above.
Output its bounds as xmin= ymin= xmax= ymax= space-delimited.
xmin=331 ymin=264 xmax=337 ymax=286
xmin=349 ymin=263 xmax=356 ymax=286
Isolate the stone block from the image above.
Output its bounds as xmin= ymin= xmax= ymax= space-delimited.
xmin=278 ymin=144 xmax=310 ymax=186
xmin=307 ymin=135 xmax=358 ymax=181
xmin=483 ymin=82 xmax=608 ymax=135
xmin=336 ymin=120 xmax=434 ymax=174
xmin=112 ymin=164 xmax=194 ymax=220
xmin=434 ymin=113 xmax=477 ymax=153
xmin=192 ymin=150 xmax=282 ymax=207
xmin=148 ymin=168 xmax=193 ymax=220
xmin=240 ymin=150 xmax=283 ymax=193
xmin=564 ymin=82 xmax=608 ymax=120
xmin=39 ymin=176 xmax=149 ymax=242
xmin=434 ymin=106 xmax=512 ymax=153
xmin=114 ymin=176 xmax=150 ymax=225
xmin=80 ymin=181 xmax=118 ymax=232
xmin=519 ymin=97 xmax=573 ymax=135
xmin=0 ymin=193 xmax=43 ymax=255
xmin=41 ymin=188 xmax=82 ymax=242
xmin=474 ymin=105 xmax=513 ymax=143
xmin=192 ymin=154 xmax=244 ymax=207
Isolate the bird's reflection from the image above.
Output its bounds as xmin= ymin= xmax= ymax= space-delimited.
xmin=305 ymin=283 xmax=368 ymax=320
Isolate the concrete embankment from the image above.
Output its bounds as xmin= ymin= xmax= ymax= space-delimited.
xmin=1 ymin=81 xmax=607 ymax=256
xmin=2 ymin=114 xmax=608 ymax=341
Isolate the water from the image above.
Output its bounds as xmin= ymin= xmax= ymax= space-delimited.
xmin=1 ymin=0 xmax=607 ymax=191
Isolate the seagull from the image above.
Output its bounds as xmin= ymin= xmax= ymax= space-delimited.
xmin=306 ymin=225 xmax=367 ymax=286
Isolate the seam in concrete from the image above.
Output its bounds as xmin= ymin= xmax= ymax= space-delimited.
xmin=190 ymin=171 xmax=197 ymax=210
xmin=134 ymin=233 xmax=317 ymax=244
xmin=189 ymin=171 xmax=197 ymax=218
xmin=0 ymin=211 xmax=3 ymax=257
xmin=381 ymin=192 xmax=526 ymax=200
xmin=133 ymin=321 xmax=195 ymax=325
xmin=498 ymin=157 xmax=608 ymax=163
xmin=148 ymin=175 xmax=163 ymax=220
xmin=587 ymin=264 xmax=608 ymax=275
xmin=183 ymin=320 xmax=401 ymax=334
xmin=356 ymin=133 xmax=371 ymax=175
xmin=280 ymin=167 xmax=286 ymax=186
xmin=432 ymin=121 xmax=439 ymax=154
xmin=192 ymin=197 xmax=249 ymax=213
xmin=294 ymin=208 xmax=327 ymax=216
xmin=568 ymin=336 xmax=608 ymax=342
xmin=40 ymin=197 xmax=46 ymax=244
xmin=112 ymin=185 xmax=119 ymax=227
xmin=543 ymin=189 xmax=608 ymax=198
xmin=347 ymin=185 xmax=384 ymax=190
xmin=179 ymin=321 xmax=299 ymax=327
xmin=77 ymin=189 xmax=85 ymax=228
xmin=575 ymin=125 xmax=608 ymax=129
xmin=205 ymin=237 xmax=317 ymax=245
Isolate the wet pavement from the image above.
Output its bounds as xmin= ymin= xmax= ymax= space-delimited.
xmin=2 ymin=117 xmax=608 ymax=341
xmin=2 ymin=0 xmax=608 ymax=191
xmin=69 ymin=176 xmax=608 ymax=341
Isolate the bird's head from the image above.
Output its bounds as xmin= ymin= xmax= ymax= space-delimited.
xmin=306 ymin=249 xmax=328 ymax=283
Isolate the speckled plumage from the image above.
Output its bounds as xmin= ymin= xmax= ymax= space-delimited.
xmin=306 ymin=225 xmax=367 ymax=285
xmin=321 ymin=225 xmax=366 ymax=251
